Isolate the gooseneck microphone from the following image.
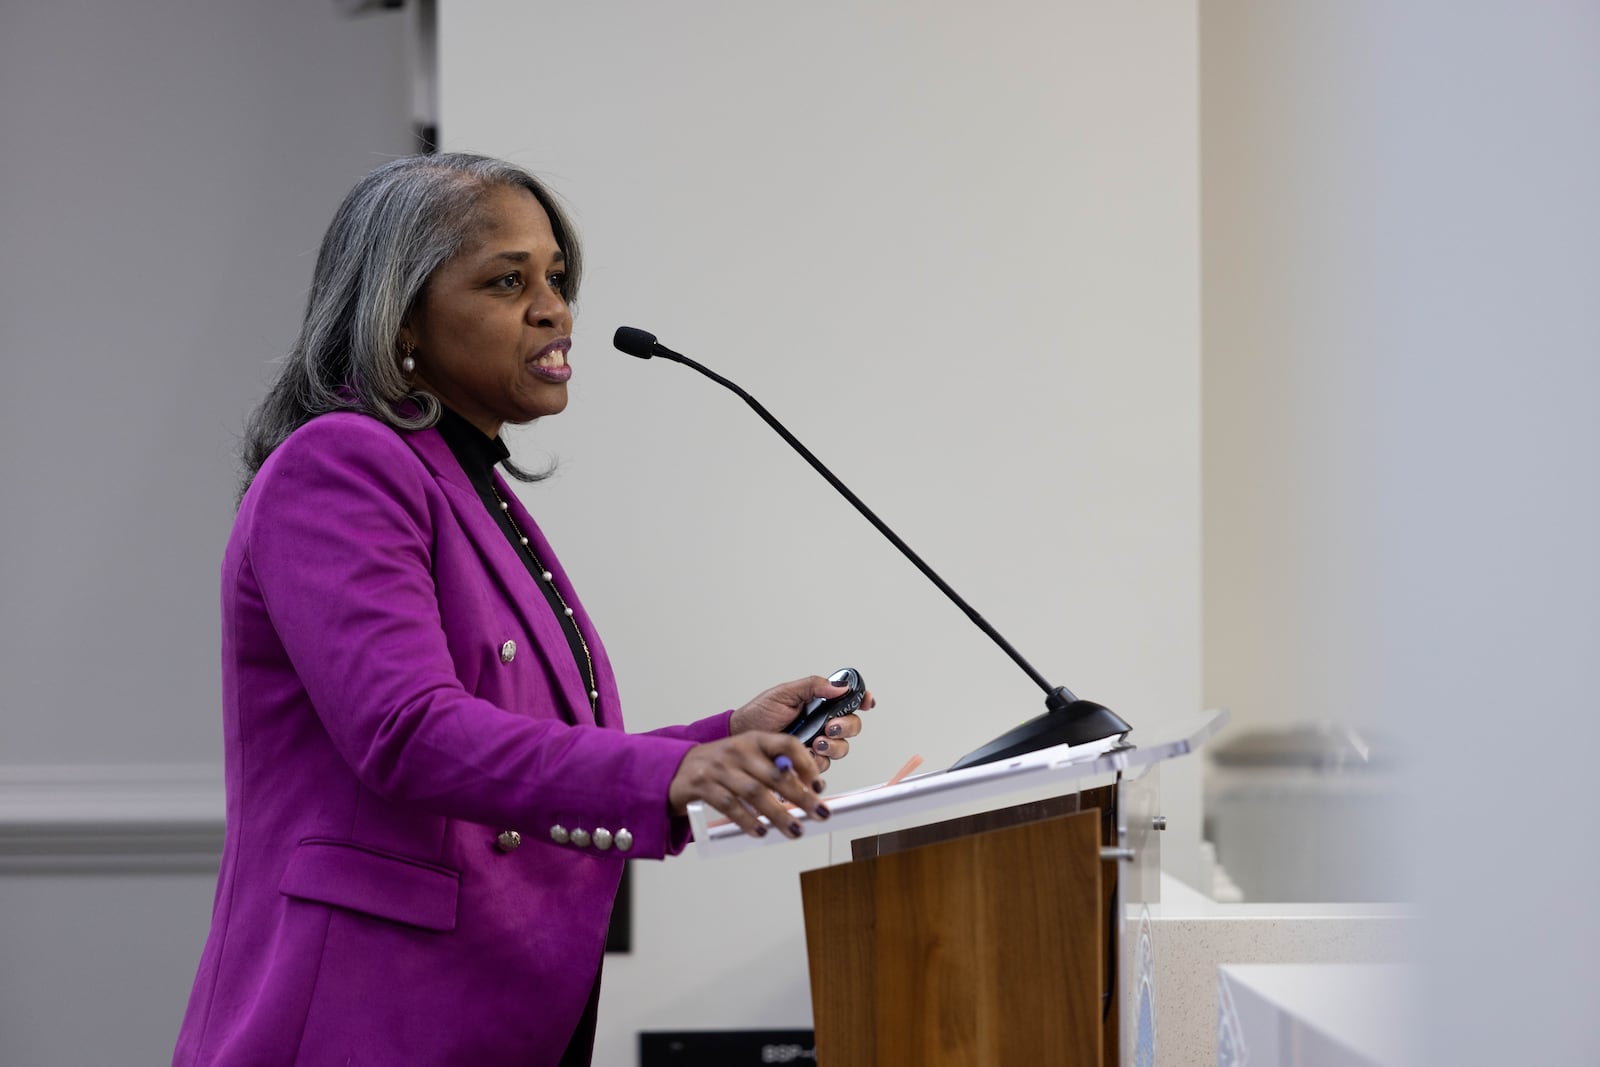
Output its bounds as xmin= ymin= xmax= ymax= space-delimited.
xmin=612 ymin=326 xmax=1132 ymax=769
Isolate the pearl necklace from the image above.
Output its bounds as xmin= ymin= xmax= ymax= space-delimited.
xmin=491 ymin=484 xmax=599 ymax=714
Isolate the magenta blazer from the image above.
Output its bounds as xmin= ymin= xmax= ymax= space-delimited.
xmin=173 ymin=413 xmax=732 ymax=1066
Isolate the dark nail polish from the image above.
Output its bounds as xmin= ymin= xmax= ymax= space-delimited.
xmin=815 ymin=805 xmax=831 ymax=820
xmin=827 ymin=722 xmax=844 ymax=737
xmin=813 ymin=738 xmax=829 ymax=753
xmin=756 ymin=824 xmax=769 ymax=837
xmin=788 ymin=822 xmax=804 ymax=838
xmin=813 ymin=779 xmax=826 ymax=793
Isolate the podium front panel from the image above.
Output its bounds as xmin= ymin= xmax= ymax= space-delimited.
xmin=801 ymin=809 xmax=1105 ymax=1066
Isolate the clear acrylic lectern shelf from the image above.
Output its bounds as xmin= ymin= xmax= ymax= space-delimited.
xmin=688 ymin=708 xmax=1229 ymax=1067
xmin=686 ymin=708 xmax=1227 ymax=863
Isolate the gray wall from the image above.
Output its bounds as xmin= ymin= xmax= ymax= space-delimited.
xmin=0 ymin=1 xmax=411 ymax=1063
xmin=0 ymin=0 xmax=411 ymax=766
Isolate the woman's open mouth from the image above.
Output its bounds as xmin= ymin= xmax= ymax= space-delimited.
xmin=529 ymin=340 xmax=572 ymax=383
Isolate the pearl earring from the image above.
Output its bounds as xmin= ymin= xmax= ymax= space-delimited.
xmin=400 ymin=342 xmax=416 ymax=376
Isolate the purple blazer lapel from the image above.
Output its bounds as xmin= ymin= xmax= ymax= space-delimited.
xmin=403 ymin=428 xmax=603 ymax=728
xmin=489 ymin=469 xmax=624 ymax=731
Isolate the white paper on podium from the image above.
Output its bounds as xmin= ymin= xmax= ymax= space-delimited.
xmin=688 ymin=733 xmax=1132 ymax=859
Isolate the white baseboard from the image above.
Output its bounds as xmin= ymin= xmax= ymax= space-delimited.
xmin=0 ymin=763 xmax=224 ymax=873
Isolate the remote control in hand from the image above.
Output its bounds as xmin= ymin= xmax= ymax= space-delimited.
xmin=782 ymin=668 xmax=865 ymax=746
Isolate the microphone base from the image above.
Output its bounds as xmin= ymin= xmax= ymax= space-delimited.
xmin=948 ymin=687 xmax=1132 ymax=771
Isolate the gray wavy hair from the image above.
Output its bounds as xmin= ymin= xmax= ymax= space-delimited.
xmin=239 ymin=153 xmax=583 ymax=496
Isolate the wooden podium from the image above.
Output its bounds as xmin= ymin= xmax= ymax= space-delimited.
xmin=762 ymin=712 xmax=1224 ymax=1067
xmin=686 ymin=710 xmax=1224 ymax=1067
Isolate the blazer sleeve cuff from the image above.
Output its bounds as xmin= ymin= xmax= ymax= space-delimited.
xmin=634 ymin=712 xmax=733 ymax=854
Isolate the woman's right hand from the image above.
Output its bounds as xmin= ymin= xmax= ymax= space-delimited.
xmin=668 ymin=732 xmax=831 ymax=839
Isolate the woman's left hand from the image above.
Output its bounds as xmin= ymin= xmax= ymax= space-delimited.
xmin=731 ymin=675 xmax=873 ymax=773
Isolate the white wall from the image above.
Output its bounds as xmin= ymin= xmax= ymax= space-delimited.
xmin=1201 ymin=1 xmax=1600 ymax=1061
xmin=438 ymin=2 xmax=1202 ymax=1061
xmin=1202 ymin=1 xmax=1397 ymax=741
xmin=0 ymin=2 xmax=411 ymax=1063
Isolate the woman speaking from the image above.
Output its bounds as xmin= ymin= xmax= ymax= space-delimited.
xmin=173 ymin=153 xmax=867 ymax=1066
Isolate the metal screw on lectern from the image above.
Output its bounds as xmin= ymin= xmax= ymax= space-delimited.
xmin=1100 ymin=847 xmax=1136 ymax=862
xmin=1152 ymin=815 xmax=1168 ymax=831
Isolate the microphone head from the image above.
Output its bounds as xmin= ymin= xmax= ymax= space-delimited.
xmin=613 ymin=326 xmax=658 ymax=359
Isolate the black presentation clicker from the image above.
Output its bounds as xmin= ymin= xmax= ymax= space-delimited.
xmin=782 ymin=668 xmax=865 ymax=746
